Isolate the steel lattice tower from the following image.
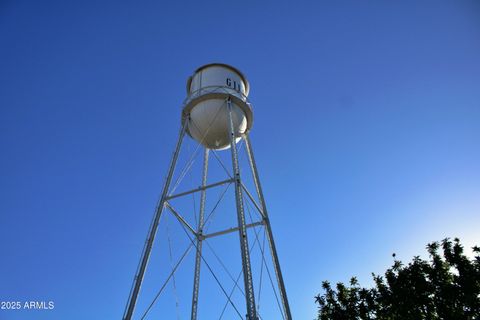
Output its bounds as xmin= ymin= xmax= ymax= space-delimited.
xmin=122 ymin=64 xmax=292 ymax=320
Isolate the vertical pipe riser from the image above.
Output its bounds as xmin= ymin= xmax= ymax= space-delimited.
xmin=191 ymin=148 xmax=209 ymax=320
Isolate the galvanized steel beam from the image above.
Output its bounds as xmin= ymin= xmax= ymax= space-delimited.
xmin=227 ymin=98 xmax=258 ymax=320
xmin=244 ymin=134 xmax=292 ymax=320
xmin=123 ymin=121 xmax=187 ymax=320
xmin=166 ymin=177 xmax=233 ymax=201
xmin=190 ymin=148 xmax=209 ymax=320
xmin=203 ymin=221 xmax=264 ymax=240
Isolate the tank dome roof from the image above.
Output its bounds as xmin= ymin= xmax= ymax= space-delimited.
xmin=186 ymin=63 xmax=250 ymax=96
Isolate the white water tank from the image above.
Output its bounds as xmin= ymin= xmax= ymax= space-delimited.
xmin=182 ymin=63 xmax=254 ymax=150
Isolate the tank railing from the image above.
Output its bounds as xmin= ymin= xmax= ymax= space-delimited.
xmin=182 ymin=85 xmax=252 ymax=110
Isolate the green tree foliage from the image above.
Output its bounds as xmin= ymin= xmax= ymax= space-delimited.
xmin=315 ymin=238 xmax=480 ymax=320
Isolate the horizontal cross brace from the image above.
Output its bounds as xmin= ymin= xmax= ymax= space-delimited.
xmin=202 ymin=220 xmax=264 ymax=240
xmin=166 ymin=178 xmax=234 ymax=201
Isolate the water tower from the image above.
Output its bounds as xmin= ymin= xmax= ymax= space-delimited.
xmin=123 ymin=64 xmax=292 ymax=320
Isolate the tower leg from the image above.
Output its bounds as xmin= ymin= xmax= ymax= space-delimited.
xmin=244 ymin=134 xmax=293 ymax=320
xmin=123 ymin=121 xmax=188 ymax=320
xmin=227 ymin=98 xmax=258 ymax=320
xmin=190 ymin=148 xmax=209 ymax=320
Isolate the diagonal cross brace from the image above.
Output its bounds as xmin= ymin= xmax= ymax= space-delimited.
xmin=165 ymin=202 xmax=198 ymax=238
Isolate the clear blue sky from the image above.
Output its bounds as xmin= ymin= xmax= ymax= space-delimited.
xmin=1 ymin=1 xmax=479 ymax=319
